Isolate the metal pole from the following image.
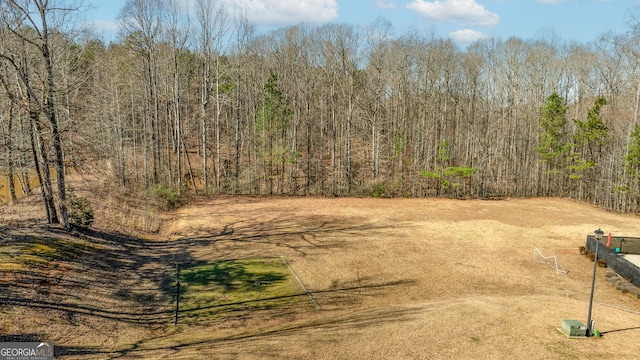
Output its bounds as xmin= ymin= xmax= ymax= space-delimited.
xmin=174 ymin=263 xmax=180 ymax=326
xmin=586 ymin=236 xmax=600 ymax=337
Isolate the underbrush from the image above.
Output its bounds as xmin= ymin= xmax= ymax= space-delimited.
xmin=604 ymin=269 xmax=640 ymax=299
xmin=151 ymin=184 xmax=188 ymax=211
xmin=74 ymin=178 xmax=194 ymax=234
xmin=68 ymin=186 xmax=94 ymax=228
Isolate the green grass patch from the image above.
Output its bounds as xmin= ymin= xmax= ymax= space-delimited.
xmin=0 ymin=237 xmax=103 ymax=270
xmin=178 ymin=258 xmax=305 ymax=322
xmin=22 ymin=238 xmax=101 ymax=261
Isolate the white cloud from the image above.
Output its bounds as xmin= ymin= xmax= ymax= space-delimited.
xmin=375 ymin=0 xmax=397 ymax=9
xmin=406 ymin=0 xmax=500 ymax=27
xmin=222 ymin=0 xmax=339 ymax=26
xmin=87 ymin=19 xmax=119 ymax=34
xmin=450 ymin=28 xmax=490 ymax=42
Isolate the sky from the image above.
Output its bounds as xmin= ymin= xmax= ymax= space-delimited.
xmin=84 ymin=0 xmax=640 ymax=45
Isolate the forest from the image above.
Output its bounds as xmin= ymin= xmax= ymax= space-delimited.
xmin=3 ymin=0 xmax=640 ymax=230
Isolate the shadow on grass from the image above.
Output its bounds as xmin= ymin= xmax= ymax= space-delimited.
xmin=0 ymin=211 xmax=396 ymax=358
xmin=181 ymin=259 xmax=288 ymax=292
xmin=55 ymin=279 xmax=416 ymax=359
xmin=0 ymin=227 xmax=209 ymax=325
xmin=176 ymin=214 xmax=392 ymax=258
xmin=0 ymin=334 xmax=45 ymax=342
xmin=1 ymin=213 xmax=377 ymax=325
xmin=172 ymin=258 xmax=299 ymax=325
xmin=177 ymin=278 xmax=413 ymax=319
xmin=600 ymin=326 xmax=640 ymax=335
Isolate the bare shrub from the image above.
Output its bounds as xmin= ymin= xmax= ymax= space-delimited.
xmin=606 ymin=271 xmax=640 ymax=297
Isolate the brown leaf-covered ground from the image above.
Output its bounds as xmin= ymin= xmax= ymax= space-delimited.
xmin=2 ymin=194 xmax=640 ymax=359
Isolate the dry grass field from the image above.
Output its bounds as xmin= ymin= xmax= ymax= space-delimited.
xmin=2 ymin=195 xmax=640 ymax=359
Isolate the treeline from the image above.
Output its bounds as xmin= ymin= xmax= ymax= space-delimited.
xmin=3 ymin=0 xmax=640 ymax=226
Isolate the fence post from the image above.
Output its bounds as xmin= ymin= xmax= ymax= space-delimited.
xmin=174 ymin=263 xmax=180 ymax=326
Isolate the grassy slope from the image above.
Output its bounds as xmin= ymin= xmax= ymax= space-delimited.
xmin=1 ymin=195 xmax=640 ymax=359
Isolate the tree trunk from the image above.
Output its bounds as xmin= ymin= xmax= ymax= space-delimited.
xmin=2 ymin=100 xmax=17 ymax=204
xmin=30 ymin=110 xmax=57 ymax=224
xmin=41 ymin=20 xmax=69 ymax=230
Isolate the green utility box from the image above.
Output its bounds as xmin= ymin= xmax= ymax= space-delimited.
xmin=561 ymin=320 xmax=587 ymax=337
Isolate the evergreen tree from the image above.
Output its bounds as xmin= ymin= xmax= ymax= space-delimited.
xmin=536 ymin=93 xmax=569 ymax=164
xmin=569 ymin=96 xmax=609 ymax=179
xmin=254 ymin=71 xmax=293 ymax=194
xmin=573 ymin=97 xmax=609 ymax=151
xmin=625 ymin=124 xmax=640 ymax=179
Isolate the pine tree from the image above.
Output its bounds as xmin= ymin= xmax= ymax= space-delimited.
xmin=536 ymin=93 xmax=569 ymax=164
xmin=254 ymin=71 xmax=293 ymax=194
xmin=569 ymin=96 xmax=609 ymax=179
xmin=625 ymin=125 xmax=640 ymax=179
